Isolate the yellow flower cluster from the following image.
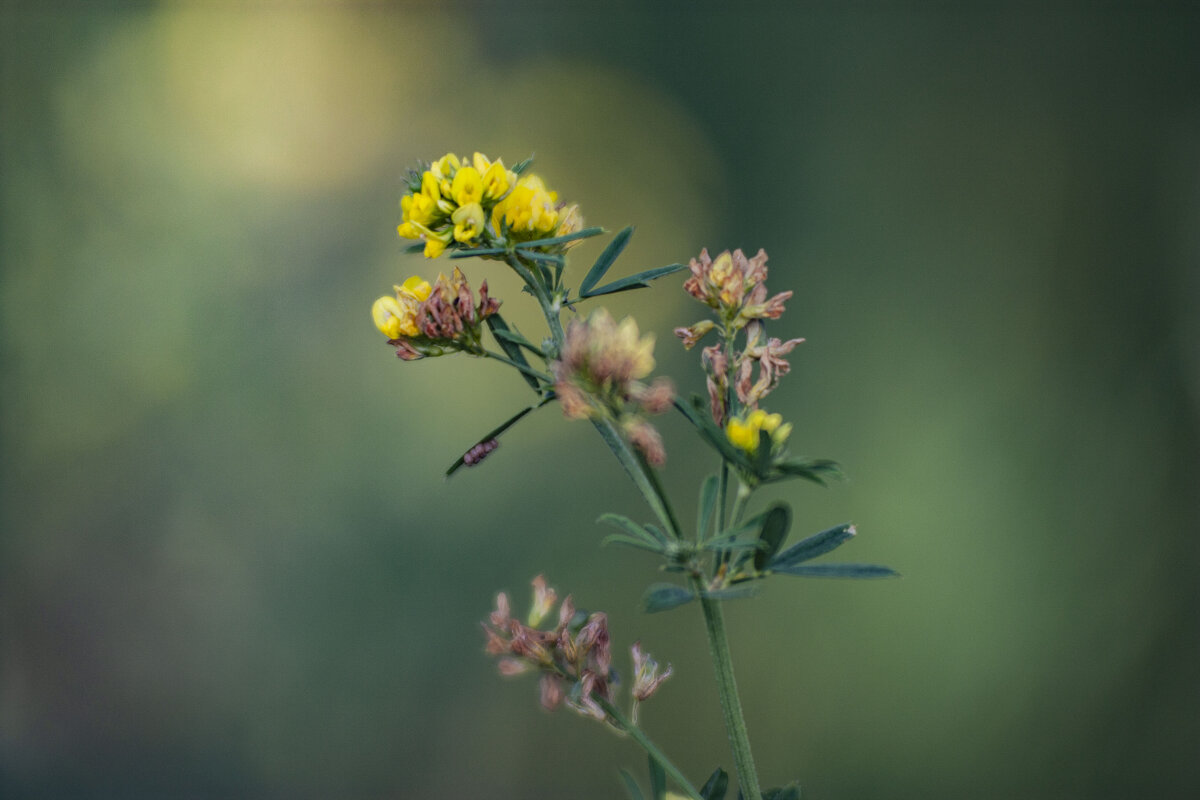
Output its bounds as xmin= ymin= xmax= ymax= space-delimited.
xmin=371 ymin=275 xmax=432 ymax=339
xmin=397 ymin=152 xmax=581 ymax=258
xmin=725 ymin=409 xmax=792 ymax=455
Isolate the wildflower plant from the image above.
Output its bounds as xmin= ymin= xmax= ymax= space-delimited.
xmin=369 ymin=152 xmax=897 ymax=800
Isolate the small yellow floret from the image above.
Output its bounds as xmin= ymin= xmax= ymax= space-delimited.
xmin=423 ymin=234 xmax=449 ymax=259
xmin=491 ymin=173 xmax=561 ymax=236
xmin=398 ymin=275 xmax=433 ymax=302
xmin=452 ymin=202 xmax=486 ymax=244
xmin=726 ymin=409 xmax=792 ymax=454
xmin=420 ymin=171 xmax=441 ymax=201
xmin=372 ymin=295 xmax=409 ymax=339
xmin=481 ymin=160 xmax=512 ymax=200
xmin=451 ymin=166 xmax=484 ymax=206
xmin=401 ymin=190 xmax=440 ymax=228
xmin=432 ymin=153 xmax=460 ymax=176
xmin=726 ymin=416 xmax=758 ymax=453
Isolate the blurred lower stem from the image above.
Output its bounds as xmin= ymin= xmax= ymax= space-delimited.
xmin=695 ymin=583 xmax=763 ymax=800
xmin=596 ymin=696 xmax=705 ymax=800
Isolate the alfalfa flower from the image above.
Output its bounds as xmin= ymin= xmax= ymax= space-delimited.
xmin=396 ymin=151 xmax=582 ymax=258
xmin=725 ymin=408 xmax=793 ymax=455
xmin=370 ymin=267 xmax=500 ymax=360
xmin=736 ymin=324 xmax=805 ymax=407
xmin=553 ymin=309 xmax=674 ymax=464
xmin=680 ymin=248 xmax=792 ymax=328
xmin=482 ymin=576 xmax=618 ymax=723
xmin=371 ymin=275 xmax=433 ymax=339
xmin=630 ymin=640 xmax=673 ymax=723
xmin=678 ymin=247 xmax=804 ymax=425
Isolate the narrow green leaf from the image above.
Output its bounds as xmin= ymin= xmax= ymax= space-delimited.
xmin=754 ymin=503 xmax=792 ymax=571
xmin=770 ymin=458 xmax=842 ymax=486
xmin=449 ymin=247 xmax=507 ymax=259
xmin=648 ymin=754 xmax=666 ymax=800
xmin=403 ymin=242 xmax=425 ymax=254
xmin=644 ymin=524 xmax=670 ymax=546
xmin=511 ymin=154 xmax=535 ymax=175
xmin=618 ymin=768 xmax=646 ymax=800
xmin=703 ymin=585 xmax=760 ymax=601
xmin=772 ymin=563 xmax=899 ymax=579
xmin=489 ymin=328 xmax=546 ymax=358
xmin=591 ymin=418 xmax=681 ymax=539
xmin=754 ymin=430 xmax=773 ymax=476
xmin=509 ymin=226 xmax=604 ymax=250
xmin=483 ymin=351 xmax=551 ymax=383
xmin=602 ymin=533 xmax=667 ymax=554
xmin=700 ymin=510 xmax=768 ymax=554
xmin=697 ymin=474 xmax=719 ymax=541
xmin=674 ymin=396 xmax=753 ymax=469
xmin=515 ymin=249 xmax=566 ymax=266
xmin=702 ymin=539 xmax=763 ymax=553
xmin=486 ymin=314 xmax=539 ymax=390
xmin=580 ymin=226 xmax=634 ymax=295
xmin=769 ymin=523 xmax=855 ymax=568
xmin=445 ymin=398 xmax=553 ymax=477
xmin=597 ymin=513 xmax=662 ymax=546
xmin=580 ymin=263 xmax=689 ymax=298
xmin=700 ymin=768 xmax=729 ymax=800
xmin=642 ymin=583 xmax=695 ymax=613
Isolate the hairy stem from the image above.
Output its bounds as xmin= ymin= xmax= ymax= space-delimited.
xmin=596 ymin=696 xmax=705 ymax=800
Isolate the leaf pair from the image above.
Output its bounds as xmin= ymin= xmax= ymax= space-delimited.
xmin=599 ymin=513 xmax=670 ymax=556
xmin=765 ymin=520 xmax=898 ymax=579
xmin=579 ymin=227 xmax=688 ymax=298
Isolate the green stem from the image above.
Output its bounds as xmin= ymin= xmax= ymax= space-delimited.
xmin=717 ymin=461 xmax=729 ymax=538
xmin=729 ymin=482 xmax=752 ymax=529
xmin=518 ymin=244 xmax=755 ymax=797
xmin=596 ymin=696 xmax=705 ymax=800
xmin=694 ymin=583 xmax=763 ymax=800
xmin=506 ymin=253 xmax=565 ymax=345
xmin=481 ymin=350 xmax=553 ymax=383
xmin=591 ymin=417 xmax=681 ymax=539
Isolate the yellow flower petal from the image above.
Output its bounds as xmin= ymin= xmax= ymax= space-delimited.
xmin=451 ymin=166 xmax=484 ymax=206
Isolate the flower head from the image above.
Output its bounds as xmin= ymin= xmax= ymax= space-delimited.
xmin=553 ymin=309 xmax=674 ymax=463
xmin=679 ymin=247 xmax=804 ymax=425
xmin=396 ymin=152 xmax=580 ymax=258
xmin=370 ymin=268 xmax=500 ymax=360
xmin=482 ymin=576 xmax=628 ymax=726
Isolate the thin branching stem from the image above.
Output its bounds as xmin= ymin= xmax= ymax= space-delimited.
xmin=516 ymin=240 xmax=760 ymax=798
xmin=596 ymin=696 xmax=705 ymax=800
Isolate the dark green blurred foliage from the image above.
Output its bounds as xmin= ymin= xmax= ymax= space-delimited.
xmin=2 ymin=3 xmax=1198 ymax=798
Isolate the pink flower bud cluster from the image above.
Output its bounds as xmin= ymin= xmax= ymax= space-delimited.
xmin=675 ymin=249 xmax=802 ymax=426
xmin=680 ymin=248 xmax=791 ymax=326
xmin=482 ymin=576 xmax=670 ymax=723
xmin=387 ymin=268 xmax=501 ymax=360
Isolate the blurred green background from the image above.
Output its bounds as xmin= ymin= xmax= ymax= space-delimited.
xmin=3 ymin=2 xmax=1198 ymax=798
